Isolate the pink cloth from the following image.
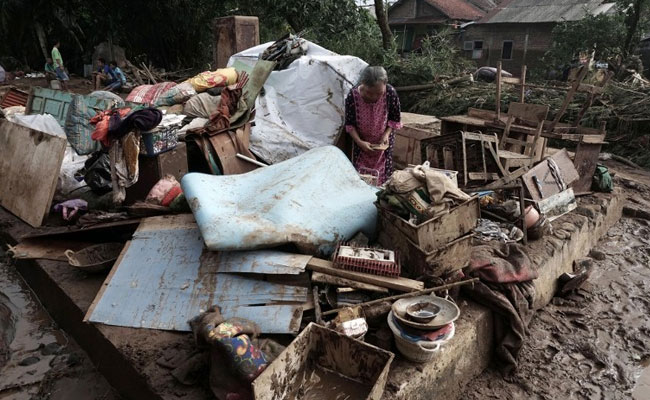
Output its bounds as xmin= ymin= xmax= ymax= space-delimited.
xmin=351 ymin=88 xmax=388 ymax=181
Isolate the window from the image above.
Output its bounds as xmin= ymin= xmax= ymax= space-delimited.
xmin=464 ymin=41 xmax=474 ymax=51
xmin=471 ymin=41 xmax=483 ymax=59
xmin=502 ymin=41 xmax=514 ymax=60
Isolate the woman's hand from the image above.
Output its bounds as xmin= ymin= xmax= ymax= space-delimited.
xmin=357 ymin=140 xmax=376 ymax=153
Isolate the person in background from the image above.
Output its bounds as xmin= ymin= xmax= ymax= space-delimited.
xmin=51 ymin=40 xmax=69 ymax=90
xmin=104 ymin=61 xmax=126 ymax=92
xmin=93 ymin=57 xmax=116 ymax=90
xmin=344 ymin=66 xmax=402 ymax=186
xmin=44 ymin=57 xmax=57 ymax=81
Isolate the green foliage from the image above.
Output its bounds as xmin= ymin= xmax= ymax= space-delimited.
xmin=544 ymin=11 xmax=627 ymax=69
xmin=382 ymin=31 xmax=473 ymax=87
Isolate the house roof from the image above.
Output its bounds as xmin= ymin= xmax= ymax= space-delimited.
xmin=389 ymin=0 xmax=485 ymax=23
xmin=478 ymin=0 xmax=617 ymax=24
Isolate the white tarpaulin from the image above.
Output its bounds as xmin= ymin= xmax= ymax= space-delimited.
xmin=228 ymin=41 xmax=367 ymax=164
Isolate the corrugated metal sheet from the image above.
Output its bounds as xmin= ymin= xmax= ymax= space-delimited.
xmin=85 ymin=215 xmax=307 ymax=333
xmin=0 ymin=88 xmax=29 ymax=108
xmin=182 ymin=146 xmax=378 ymax=256
xmin=480 ymin=0 xmax=616 ymax=24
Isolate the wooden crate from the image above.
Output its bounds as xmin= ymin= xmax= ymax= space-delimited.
xmin=378 ymin=216 xmax=473 ymax=278
xmin=393 ymin=113 xmax=440 ymax=169
xmin=376 ymin=196 xmax=479 ymax=252
xmin=252 ymin=323 xmax=393 ymax=400
xmin=421 ymin=131 xmax=503 ymax=188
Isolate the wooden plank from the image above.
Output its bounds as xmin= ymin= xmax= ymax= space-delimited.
xmin=85 ymin=240 xmax=132 ymax=322
xmin=548 ymin=65 xmax=589 ymax=131
xmin=571 ymin=142 xmax=602 ymax=193
xmin=306 ymin=257 xmax=424 ymax=292
xmin=520 ymin=65 xmax=527 ymax=102
xmin=0 ymin=119 xmax=67 ymax=227
xmin=467 ymin=108 xmax=497 ymax=120
xmin=311 ymin=272 xmax=389 ymax=294
xmin=501 ymin=76 xmax=522 ymax=85
xmin=495 ymin=61 xmax=502 ymax=120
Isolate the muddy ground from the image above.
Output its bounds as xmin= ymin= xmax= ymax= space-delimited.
xmin=462 ymin=215 xmax=650 ymax=399
xmin=0 ymin=250 xmax=121 ymax=400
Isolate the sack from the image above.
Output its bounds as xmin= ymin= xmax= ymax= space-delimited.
xmin=592 ymin=164 xmax=613 ymax=193
xmin=183 ymin=92 xmax=221 ymax=118
xmin=186 ymin=68 xmax=237 ymax=93
xmin=65 ymin=96 xmax=105 ymax=155
xmin=83 ymin=152 xmax=112 ymax=194
xmin=126 ymin=82 xmax=177 ymax=104
xmin=153 ymin=81 xmax=197 ymax=107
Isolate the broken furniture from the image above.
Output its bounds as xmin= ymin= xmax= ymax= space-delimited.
xmin=124 ymin=143 xmax=188 ymax=204
xmin=182 ymin=146 xmax=378 ymax=255
xmin=332 ymin=244 xmax=400 ymax=278
xmin=0 ymin=119 xmax=66 ymax=227
xmin=438 ymin=62 xmax=611 ymax=192
xmin=521 ymin=149 xmax=579 ymax=202
xmin=393 ymin=112 xmax=441 ymax=169
xmin=213 ymin=16 xmax=260 ymax=69
xmin=252 ymin=322 xmax=394 ymax=400
xmin=376 ymin=196 xmax=479 ymax=278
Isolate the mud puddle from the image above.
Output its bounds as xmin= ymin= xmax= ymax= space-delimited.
xmin=0 ymin=250 xmax=121 ymax=399
xmin=462 ymin=216 xmax=650 ymax=400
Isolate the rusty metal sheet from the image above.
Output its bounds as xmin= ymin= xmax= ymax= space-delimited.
xmin=85 ymin=215 xmax=306 ymax=333
xmin=0 ymin=88 xmax=29 ymax=108
xmin=182 ymin=146 xmax=378 ymax=256
xmin=201 ymin=250 xmax=310 ymax=275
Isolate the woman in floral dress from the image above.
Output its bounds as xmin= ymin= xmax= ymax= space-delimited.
xmin=345 ymin=66 xmax=402 ymax=185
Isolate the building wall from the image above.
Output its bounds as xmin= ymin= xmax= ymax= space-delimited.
xmin=460 ymin=23 xmax=556 ymax=75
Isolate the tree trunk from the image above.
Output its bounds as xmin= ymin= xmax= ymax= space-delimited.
xmin=374 ymin=0 xmax=393 ymax=50
xmin=623 ymin=0 xmax=644 ymax=59
xmin=34 ymin=22 xmax=49 ymax=60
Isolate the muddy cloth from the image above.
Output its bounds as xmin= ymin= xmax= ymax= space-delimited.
xmin=379 ymin=165 xmax=471 ymax=222
xmin=463 ymin=242 xmax=537 ymax=374
xmin=108 ymin=107 xmax=162 ymax=143
xmin=188 ymin=306 xmax=284 ymax=400
xmin=109 ymin=131 xmax=140 ymax=204
xmin=90 ymin=108 xmax=131 ymax=147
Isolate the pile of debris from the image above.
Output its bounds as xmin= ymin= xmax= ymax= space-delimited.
xmin=0 ymin=40 xmax=617 ymax=400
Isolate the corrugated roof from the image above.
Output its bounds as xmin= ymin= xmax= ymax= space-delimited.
xmin=388 ymin=0 xmax=485 ymax=23
xmin=425 ymin=0 xmax=485 ymax=20
xmin=479 ymin=0 xmax=616 ymax=24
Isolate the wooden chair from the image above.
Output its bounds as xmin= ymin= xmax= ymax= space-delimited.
xmin=497 ymin=102 xmax=550 ymax=172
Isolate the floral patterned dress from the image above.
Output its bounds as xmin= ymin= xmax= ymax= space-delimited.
xmin=345 ymin=84 xmax=402 ymax=185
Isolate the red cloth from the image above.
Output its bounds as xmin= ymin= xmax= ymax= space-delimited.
xmin=126 ymin=82 xmax=177 ymax=105
xmin=90 ymin=108 xmax=131 ymax=147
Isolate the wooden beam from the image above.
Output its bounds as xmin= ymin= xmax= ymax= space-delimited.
xmin=311 ymin=272 xmax=389 ymax=293
xmin=306 ymin=258 xmax=424 ymax=292
xmin=495 ymin=61 xmax=502 ymax=121
xmin=520 ymin=65 xmax=527 ymax=103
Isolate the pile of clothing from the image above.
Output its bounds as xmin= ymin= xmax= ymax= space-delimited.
xmin=377 ymin=164 xmax=471 ymax=223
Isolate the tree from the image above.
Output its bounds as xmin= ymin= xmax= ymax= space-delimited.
xmin=374 ymin=0 xmax=394 ymax=50
xmin=622 ymin=0 xmax=650 ymax=59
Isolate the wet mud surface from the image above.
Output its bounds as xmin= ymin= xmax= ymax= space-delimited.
xmin=462 ymin=215 xmax=650 ymax=400
xmin=0 ymin=251 xmax=121 ymax=400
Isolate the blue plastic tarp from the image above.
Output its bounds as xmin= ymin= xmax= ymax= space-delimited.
xmin=182 ymin=146 xmax=377 ymax=256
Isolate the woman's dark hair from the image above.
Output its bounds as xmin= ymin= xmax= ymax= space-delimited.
xmin=109 ymin=61 xmax=117 ymax=67
xmin=98 ymin=57 xmax=106 ymax=64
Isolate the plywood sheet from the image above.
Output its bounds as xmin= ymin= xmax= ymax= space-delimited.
xmin=0 ymin=119 xmax=66 ymax=227
xmin=85 ymin=215 xmax=306 ymax=333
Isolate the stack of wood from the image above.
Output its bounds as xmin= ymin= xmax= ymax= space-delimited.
xmin=122 ymin=60 xmax=194 ymax=85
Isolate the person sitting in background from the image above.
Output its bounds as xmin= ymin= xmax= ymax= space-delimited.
xmin=93 ymin=57 xmax=116 ymax=90
xmin=104 ymin=61 xmax=126 ymax=92
xmin=44 ymin=58 xmax=57 ymax=81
